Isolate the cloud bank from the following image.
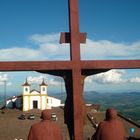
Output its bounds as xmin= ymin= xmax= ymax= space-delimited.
xmin=0 ymin=73 xmax=12 ymax=86
xmin=0 ymin=33 xmax=140 ymax=61
xmin=85 ymin=70 xmax=140 ymax=84
xmin=27 ymin=74 xmax=63 ymax=86
xmin=27 ymin=75 xmax=47 ymax=84
xmin=81 ymin=39 xmax=140 ymax=60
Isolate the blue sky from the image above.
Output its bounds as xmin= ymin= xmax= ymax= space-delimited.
xmin=0 ymin=0 xmax=140 ymax=96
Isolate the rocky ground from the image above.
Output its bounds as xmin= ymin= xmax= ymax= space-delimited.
xmin=0 ymin=107 xmax=95 ymax=140
xmin=0 ymin=107 xmax=140 ymax=140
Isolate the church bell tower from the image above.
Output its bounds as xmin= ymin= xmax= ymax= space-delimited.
xmin=22 ymin=79 xmax=30 ymax=95
xmin=40 ymin=79 xmax=48 ymax=95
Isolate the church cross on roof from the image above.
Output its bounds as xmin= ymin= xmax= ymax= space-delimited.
xmin=22 ymin=78 xmax=30 ymax=86
xmin=40 ymin=79 xmax=48 ymax=86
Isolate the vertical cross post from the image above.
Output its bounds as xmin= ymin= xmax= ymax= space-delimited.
xmin=69 ymin=1 xmax=84 ymax=137
xmin=61 ymin=0 xmax=87 ymax=139
xmin=69 ymin=0 xmax=81 ymax=61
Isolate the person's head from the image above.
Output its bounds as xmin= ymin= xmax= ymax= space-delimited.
xmin=41 ymin=109 xmax=51 ymax=120
xmin=105 ymin=108 xmax=117 ymax=120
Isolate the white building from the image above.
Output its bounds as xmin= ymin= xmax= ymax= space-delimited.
xmin=22 ymin=79 xmax=61 ymax=111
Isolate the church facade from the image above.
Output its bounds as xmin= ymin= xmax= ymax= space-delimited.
xmin=22 ymin=79 xmax=61 ymax=111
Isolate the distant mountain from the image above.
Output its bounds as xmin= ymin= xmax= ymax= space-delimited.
xmin=84 ymin=91 xmax=140 ymax=124
xmin=51 ymin=91 xmax=140 ymax=125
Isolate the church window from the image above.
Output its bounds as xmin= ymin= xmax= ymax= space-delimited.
xmin=25 ymin=87 xmax=28 ymax=92
xmin=42 ymin=87 xmax=45 ymax=91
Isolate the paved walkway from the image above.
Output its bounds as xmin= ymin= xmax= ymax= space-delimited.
xmin=0 ymin=108 xmax=140 ymax=140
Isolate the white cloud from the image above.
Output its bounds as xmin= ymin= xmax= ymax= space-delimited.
xmin=29 ymin=34 xmax=140 ymax=60
xmin=129 ymin=77 xmax=140 ymax=83
xmin=81 ymin=39 xmax=140 ymax=60
xmin=6 ymin=82 xmax=12 ymax=86
xmin=85 ymin=69 xmax=140 ymax=85
xmin=29 ymin=33 xmax=59 ymax=44
xmin=85 ymin=70 xmax=126 ymax=84
xmin=27 ymin=75 xmax=47 ymax=84
xmin=0 ymin=33 xmax=140 ymax=61
xmin=0 ymin=73 xmax=12 ymax=86
xmin=0 ymin=47 xmax=43 ymax=61
xmin=27 ymin=74 xmax=63 ymax=86
xmin=0 ymin=33 xmax=70 ymax=61
xmin=30 ymin=33 xmax=70 ymax=60
xmin=49 ymin=78 xmax=61 ymax=86
xmin=48 ymin=77 xmax=64 ymax=86
xmin=0 ymin=74 xmax=8 ymax=81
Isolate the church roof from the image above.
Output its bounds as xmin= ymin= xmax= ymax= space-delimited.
xmin=22 ymin=79 xmax=30 ymax=86
xmin=40 ymin=79 xmax=48 ymax=86
xmin=30 ymin=89 xmax=40 ymax=93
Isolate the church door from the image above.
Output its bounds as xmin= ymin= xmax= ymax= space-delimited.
xmin=33 ymin=100 xmax=38 ymax=109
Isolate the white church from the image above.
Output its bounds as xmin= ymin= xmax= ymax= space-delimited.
xmin=22 ymin=79 xmax=61 ymax=111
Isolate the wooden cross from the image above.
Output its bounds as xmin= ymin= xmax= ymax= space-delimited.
xmin=0 ymin=0 xmax=140 ymax=139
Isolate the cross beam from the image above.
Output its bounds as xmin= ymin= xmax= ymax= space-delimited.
xmin=0 ymin=60 xmax=140 ymax=72
xmin=0 ymin=0 xmax=140 ymax=140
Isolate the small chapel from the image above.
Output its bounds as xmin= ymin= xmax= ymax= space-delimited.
xmin=22 ymin=79 xmax=61 ymax=111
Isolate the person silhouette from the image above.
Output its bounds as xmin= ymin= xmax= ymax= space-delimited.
xmin=27 ymin=109 xmax=63 ymax=140
xmin=92 ymin=108 xmax=126 ymax=140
